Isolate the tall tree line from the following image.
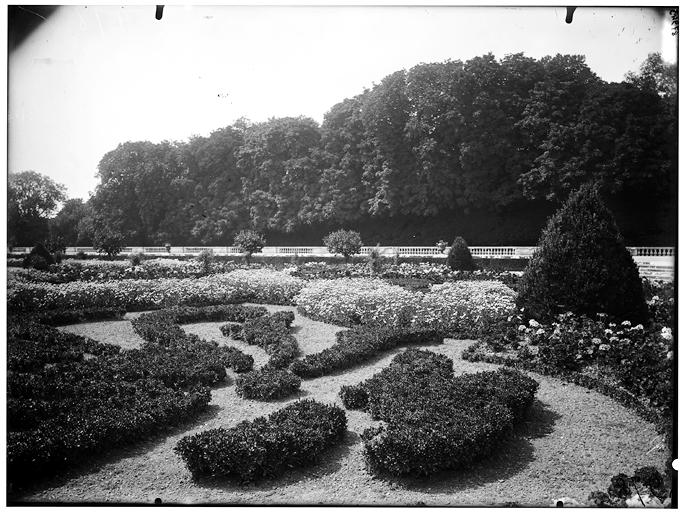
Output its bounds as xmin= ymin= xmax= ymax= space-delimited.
xmin=10 ymin=52 xmax=675 ymax=247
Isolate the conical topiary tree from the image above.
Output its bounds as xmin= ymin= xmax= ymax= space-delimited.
xmin=517 ymin=184 xmax=648 ymax=323
xmin=447 ymin=236 xmax=476 ymax=271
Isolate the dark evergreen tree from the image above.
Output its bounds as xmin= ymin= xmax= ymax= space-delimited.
xmin=447 ymin=236 xmax=475 ymax=271
xmin=516 ymin=184 xmax=648 ymax=323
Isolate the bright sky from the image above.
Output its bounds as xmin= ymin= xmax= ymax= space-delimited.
xmin=8 ymin=5 xmax=677 ymax=201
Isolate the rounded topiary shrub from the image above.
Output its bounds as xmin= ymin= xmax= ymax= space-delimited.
xmin=517 ymin=184 xmax=648 ymax=323
xmin=447 ymin=236 xmax=476 ymax=271
xmin=23 ymin=243 xmax=54 ymax=269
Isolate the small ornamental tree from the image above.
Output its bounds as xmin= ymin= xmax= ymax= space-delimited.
xmin=93 ymin=227 xmax=125 ymax=259
xmin=323 ymin=230 xmax=363 ymax=264
xmin=517 ymin=184 xmax=648 ymax=323
xmin=234 ymin=230 xmax=266 ymax=265
xmin=447 ymin=236 xmax=476 ymax=271
xmin=22 ymin=242 xmax=54 ymax=270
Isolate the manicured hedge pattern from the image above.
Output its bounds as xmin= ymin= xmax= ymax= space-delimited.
xmin=343 ymin=349 xmax=538 ymax=476
xmin=175 ymin=399 xmax=347 ymax=482
xmin=7 ymin=317 xmax=216 ymax=485
xmin=290 ymin=326 xmax=443 ymax=378
xmin=131 ymin=305 xmax=261 ymax=373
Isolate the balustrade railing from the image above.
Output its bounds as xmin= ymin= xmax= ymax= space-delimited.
xmin=10 ymin=245 xmax=675 ymax=259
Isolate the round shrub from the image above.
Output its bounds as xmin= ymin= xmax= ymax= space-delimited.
xmin=23 ymin=243 xmax=54 ymax=269
xmin=234 ymin=230 xmax=266 ymax=264
xmin=323 ymin=229 xmax=363 ymax=263
xmin=517 ymin=184 xmax=648 ymax=323
xmin=446 ymin=236 xmax=475 ymax=271
xmin=235 ymin=367 xmax=301 ymax=400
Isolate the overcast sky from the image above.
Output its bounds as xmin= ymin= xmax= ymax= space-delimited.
xmin=8 ymin=5 xmax=677 ymax=201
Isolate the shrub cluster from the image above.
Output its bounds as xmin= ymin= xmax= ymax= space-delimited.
xmin=235 ymin=367 xmax=302 ymax=400
xmin=175 ymin=399 xmax=347 ymax=482
xmin=290 ymin=326 xmax=443 ymax=378
xmin=7 ymin=317 xmax=215 ymax=485
xmin=343 ymin=349 xmax=538 ymax=476
xmin=464 ymin=311 xmax=674 ymax=418
xmin=587 ymin=466 xmax=671 ymax=507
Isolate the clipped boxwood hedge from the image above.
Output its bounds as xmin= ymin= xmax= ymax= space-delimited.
xmin=175 ymin=399 xmax=347 ymax=482
xmin=344 ymin=349 xmax=538 ymax=476
xmin=239 ymin=311 xmax=299 ymax=369
xmin=290 ymin=326 xmax=443 ymax=378
xmin=236 ymin=367 xmax=302 ymax=400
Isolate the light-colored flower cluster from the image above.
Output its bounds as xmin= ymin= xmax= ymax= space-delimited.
xmin=414 ymin=281 xmax=518 ymax=332
xmin=295 ymin=278 xmax=419 ymax=326
xmin=8 ymin=269 xmax=304 ymax=311
xmin=211 ymin=269 xmax=304 ymax=304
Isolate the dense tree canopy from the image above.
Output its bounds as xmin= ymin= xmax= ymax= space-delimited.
xmin=8 ymin=171 xmax=67 ymax=246
xmin=43 ymin=52 xmax=676 ymax=246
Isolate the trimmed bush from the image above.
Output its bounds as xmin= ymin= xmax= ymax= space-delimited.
xmin=175 ymin=399 xmax=347 ymax=482
xmin=290 ymin=327 xmax=443 ymax=378
xmin=517 ymin=184 xmax=648 ymax=323
xmin=235 ymin=367 xmax=301 ymax=400
xmin=339 ymin=384 xmax=368 ymax=410
xmin=234 ymin=230 xmax=266 ymax=264
xmin=323 ymin=229 xmax=363 ymax=263
xmin=446 ymin=236 xmax=475 ymax=271
xmin=23 ymin=243 xmax=54 ymax=270
xmin=348 ymin=349 xmax=538 ymax=477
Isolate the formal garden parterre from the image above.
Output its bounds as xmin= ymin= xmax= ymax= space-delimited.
xmin=6 ymin=188 xmax=675 ymax=506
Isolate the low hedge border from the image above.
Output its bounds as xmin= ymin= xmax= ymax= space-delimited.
xmin=289 ymin=326 xmax=444 ymax=378
xmin=342 ymin=349 xmax=539 ymax=477
xmin=175 ymin=399 xmax=347 ymax=482
xmin=30 ymin=307 xmax=127 ymax=326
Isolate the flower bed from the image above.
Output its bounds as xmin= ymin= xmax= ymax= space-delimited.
xmin=462 ymin=311 xmax=674 ymax=421
xmin=295 ymin=278 xmax=419 ymax=327
xmin=175 ymin=399 xmax=347 ymax=482
xmin=414 ymin=280 xmax=518 ymax=335
xmin=294 ymin=278 xmax=517 ymax=333
xmin=342 ymin=349 xmax=538 ymax=476
xmin=8 ymin=269 xmax=304 ymax=312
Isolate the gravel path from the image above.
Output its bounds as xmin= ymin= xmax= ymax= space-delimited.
xmin=18 ymin=307 xmax=668 ymax=505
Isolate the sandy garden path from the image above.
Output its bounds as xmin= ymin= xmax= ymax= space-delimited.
xmin=16 ymin=305 xmax=667 ymax=505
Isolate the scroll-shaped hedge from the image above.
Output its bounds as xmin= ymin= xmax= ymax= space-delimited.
xmin=131 ymin=305 xmax=261 ymax=373
xmin=290 ymin=326 xmax=443 ymax=378
xmin=175 ymin=399 xmax=347 ymax=482
xmin=341 ymin=349 xmax=538 ymax=476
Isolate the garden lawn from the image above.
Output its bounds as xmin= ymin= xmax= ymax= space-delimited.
xmin=21 ymin=308 xmax=667 ymax=505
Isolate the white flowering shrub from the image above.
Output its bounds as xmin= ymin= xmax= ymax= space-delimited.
xmin=295 ymin=278 xmax=419 ymax=327
xmin=8 ymin=269 xmax=304 ymax=312
xmin=215 ymin=269 xmax=304 ymax=304
xmin=414 ymin=281 xmax=518 ymax=333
